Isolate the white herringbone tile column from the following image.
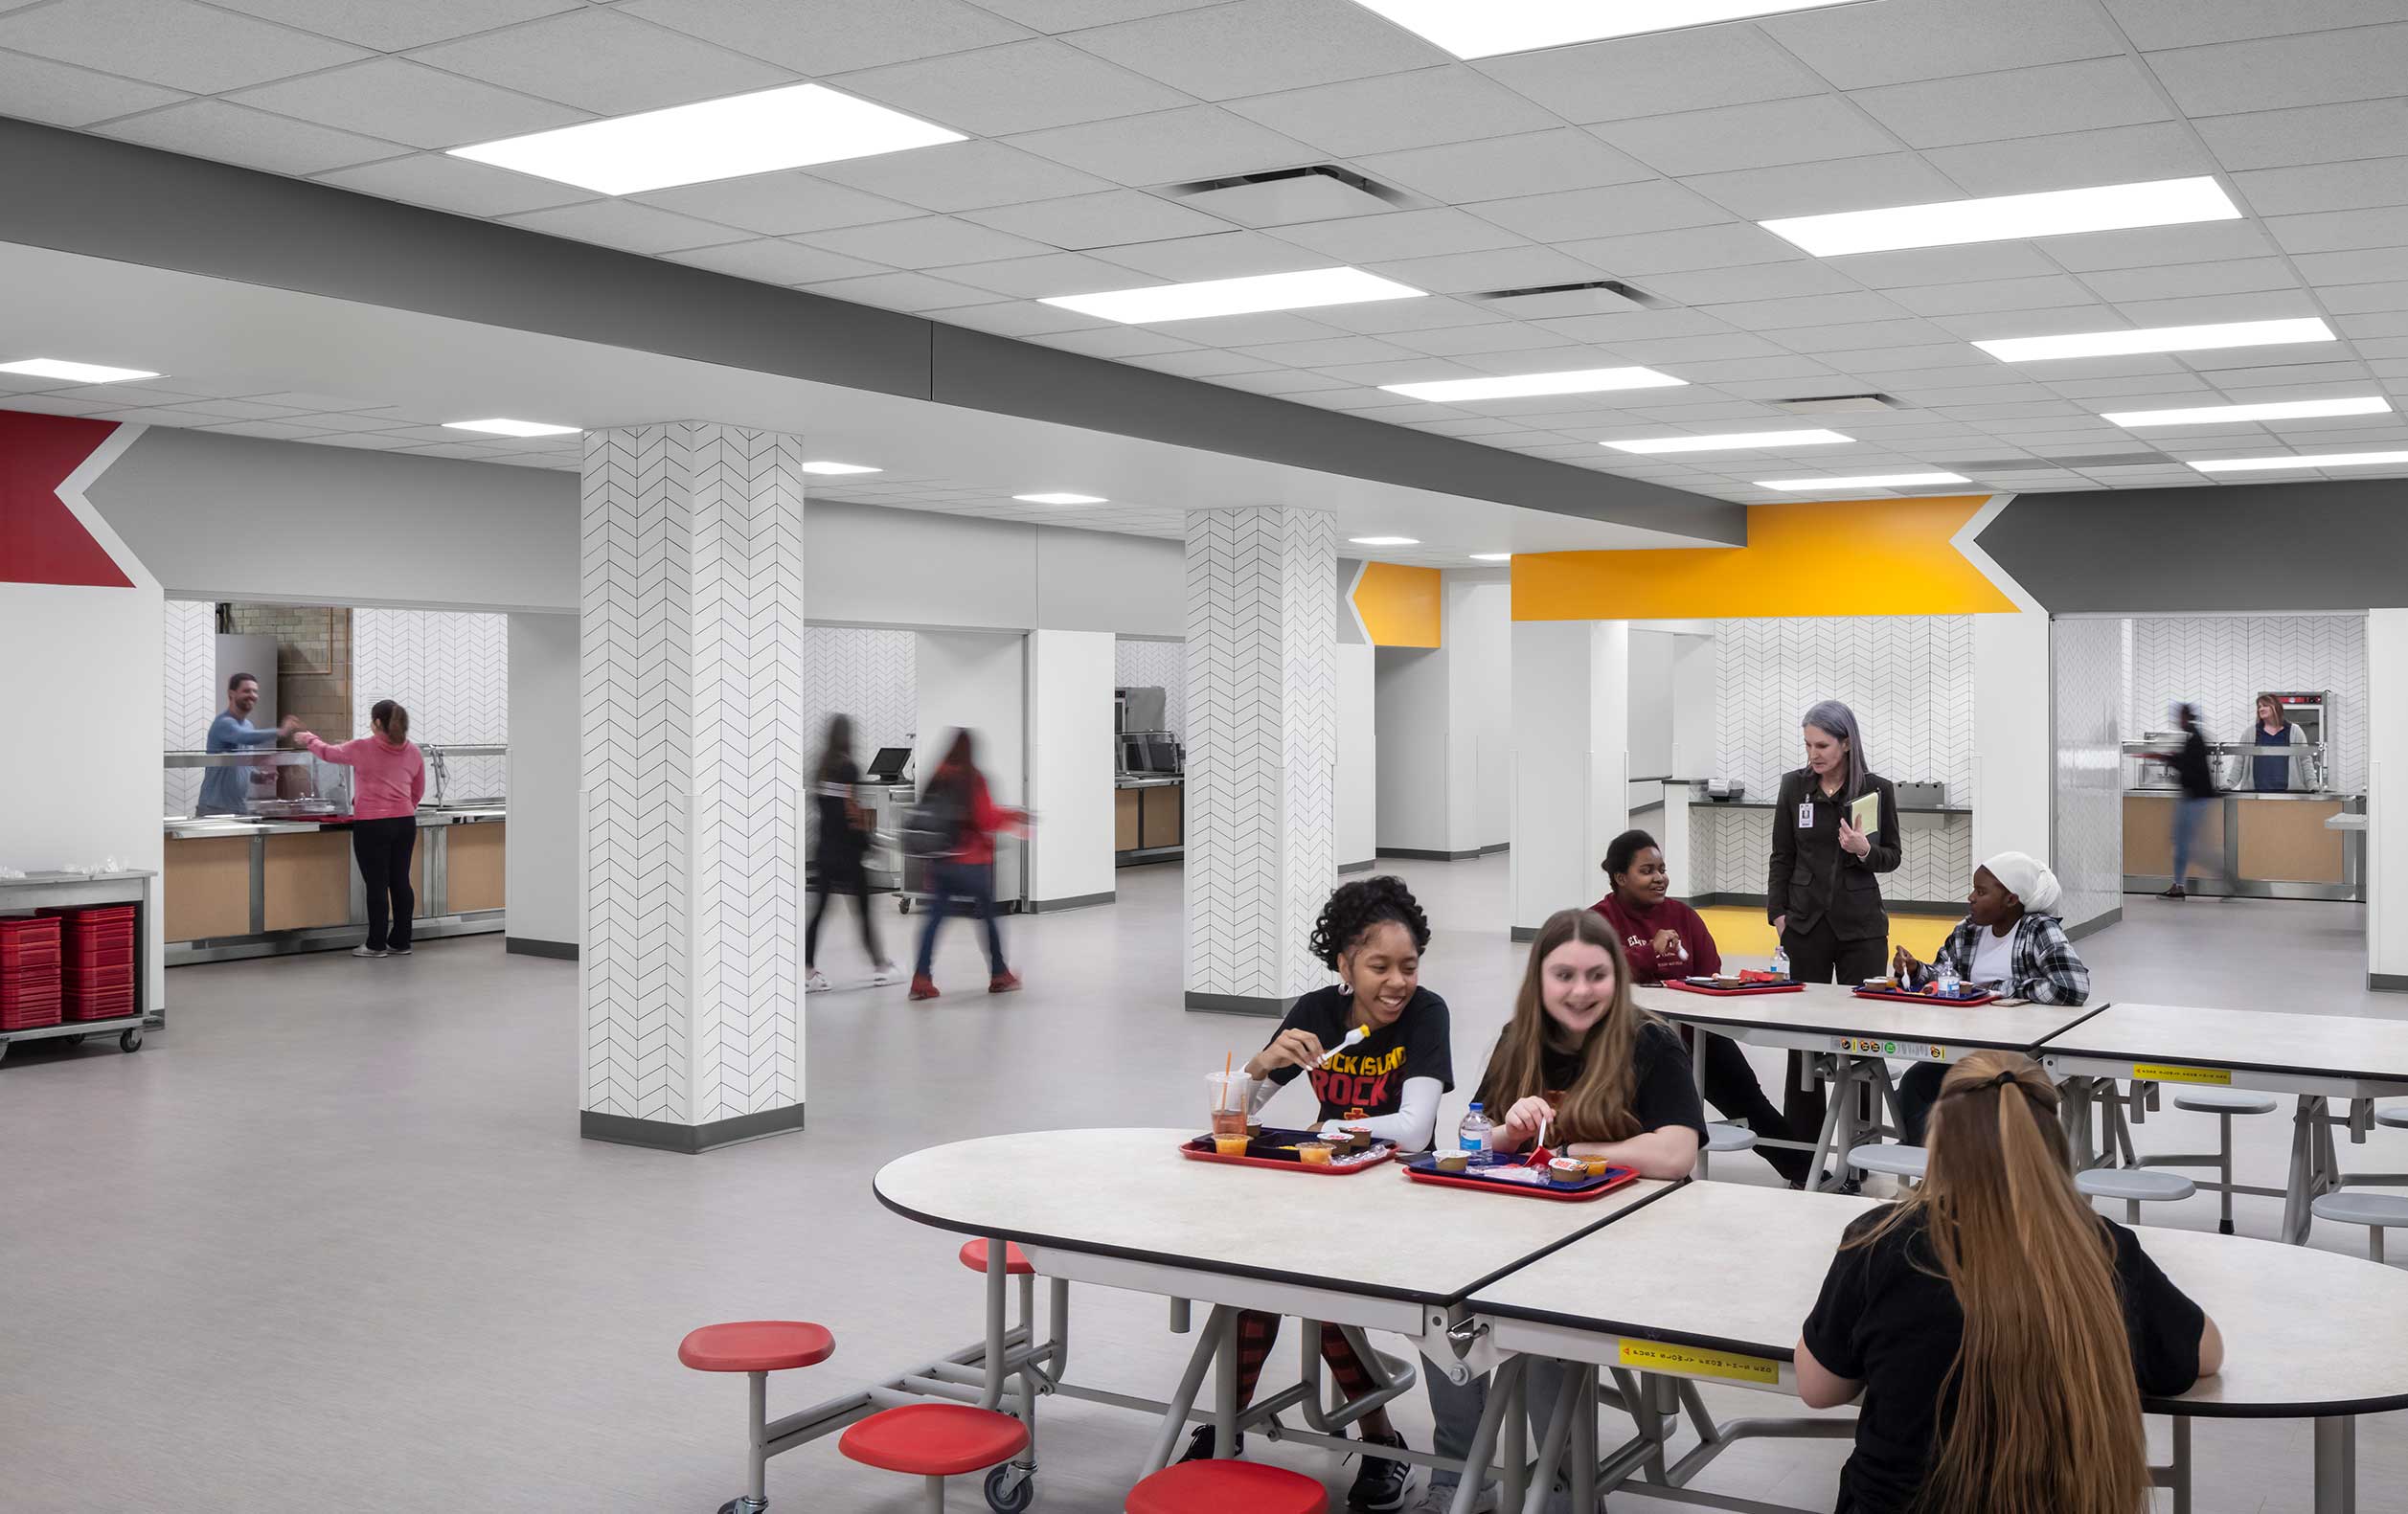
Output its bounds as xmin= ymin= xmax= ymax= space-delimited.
xmin=579 ymin=422 xmax=807 ymax=1150
xmin=1183 ymin=507 xmax=1337 ymax=1015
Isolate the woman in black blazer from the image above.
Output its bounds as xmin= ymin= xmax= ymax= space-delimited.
xmin=1767 ymin=699 xmax=1901 ymax=1184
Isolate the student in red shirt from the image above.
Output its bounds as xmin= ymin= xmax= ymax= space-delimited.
xmin=1592 ymin=828 xmax=1808 ymax=1186
xmin=907 ymin=729 xmax=1029 ymax=1002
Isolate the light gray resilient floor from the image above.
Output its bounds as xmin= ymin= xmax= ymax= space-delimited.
xmin=0 ymin=855 xmax=2400 ymax=1513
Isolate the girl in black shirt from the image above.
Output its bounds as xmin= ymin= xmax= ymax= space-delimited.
xmin=1798 ymin=1051 xmax=2223 ymax=1514
xmin=806 ymin=714 xmax=896 ymax=990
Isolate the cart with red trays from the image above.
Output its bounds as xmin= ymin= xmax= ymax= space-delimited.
xmin=0 ymin=879 xmax=151 ymax=1064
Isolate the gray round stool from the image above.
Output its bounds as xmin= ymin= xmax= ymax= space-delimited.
xmin=1846 ymin=1142 xmax=1928 ymax=1184
xmin=2310 ymin=1191 xmax=2408 ymax=1263
xmin=2375 ymin=1105 xmax=2408 ymax=1131
xmin=2169 ymin=1086 xmax=2279 ymax=1234
xmin=1699 ymin=1122 xmax=1756 ymax=1181
xmin=2077 ymin=1166 xmax=2195 ymax=1225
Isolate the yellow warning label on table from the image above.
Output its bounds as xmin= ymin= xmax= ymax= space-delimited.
xmin=1617 ymin=1339 xmax=1781 ymax=1386
xmin=2132 ymin=1064 xmax=2234 ymax=1086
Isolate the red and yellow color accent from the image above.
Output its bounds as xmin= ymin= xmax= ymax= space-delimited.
xmin=1351 ymin=561 xmax=1441 ymax=646
xmin=1511 ymin=496 xmax=2017 ymax=621
xmin=1 ymin=411 xmax=134 ymax=588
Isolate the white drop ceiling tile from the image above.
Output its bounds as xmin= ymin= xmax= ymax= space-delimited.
xmin=2338 ymin=312 xmax=2408 ymax=339
xmin=1117 ymin=348 xmax=1285 ymax=377
xmin=960 ymin=189 xmax=1231 ymax=249
xmin=1596 ymin=97 xmax=1902 ymax=179
xmin=312 ymin=153 xmax=595 ymax=216
xmin=1139 ymin=311 xmax=1352 ymax=346
xmin=2178 ymin=353 xmax=2370 ymax=381
xmin=1473 ymin=27 xmax=1825 ymax=125
xmin=1915 ymin=123 xmax=2215 ymax=198
xmin=1227 ymin=335 xmax=1422 ymax=367
xmin=97 ymin=101 xmax=408 ymax=177
xmin=1404 ymin=417 xmax=1528 ymax=436
xmin=797 ymin=271 xmax=1010 ymax=312
xmin=499 ymin=199 xmax=742 ymax=253
xmin=413 ymin=10 xmax=794 ymax=116
xmin=1595 ymin=333 xmax=1800 ymax=365
xmin=661 ymin=237 xmax=890 ymax=285
xmin=811 ymin=139 xmax=1116 ymax=212
xmin=1091 ymin=230 xmax=1331 ymax=281
xmin=1624 ymin=400 xmax=1790 ymax=423
xmin=1884 ymin=275 xmax=2103 ymax=318
xmin=2291 ymin=248 xmax=2408 ymax=285
xmin=1553 ymin=222 xmax=1805 ymax=276
xmin=1270 ymin=208 xmax=1525 ymax=262
xmin=1465 ymin=181 xmax=1734 ymax=244
xmin=1027 ymin=326 xmax=1201 ymax=357
xmin=1353 ymin=129 xmax=1654 ymax=204
xmin=2106 ymin=290 xmax=2324 ymax=328
xmin=1287 ymin=388 xmax=1428 ymax=414
xmin=2265 ymin=206 xmax=2408 ymax=255
xmin=303 ymin=432 xmax=429 ymax=452
xmin=1816 ymin=245 xmax=2055 ymax=293
xmin=0 ymin=0 xmax=368 ymax=93
xmin=1208 ymin=368 xmax=1354 ymax=395
xmin=1924 ymin=305 xmax=2116 ymax=340
xmin=1760 ymin=0 xmax=2123 ymax=89
xmin=796 ymin=215 xmax=1057 ymax=269
xmin=2192 ymin=100 xmax=2408 ymax=172
xmin=2144 ymin=25 xmax=2408 ymax=115
xmin=1793 ymin=342 xmax=1991 ymax=373
xmin=1062 ymin=0 xmax=1447 ymax=100
xmin=1357 ymin=244 xmax=1604 ymax=295
xmin=1649 ymin=355 xmax=1841 ymax=385
xmin=923 ymin=250 xmax=1159 ymax=297
xmin=1319 ymin=357 xmax=1491 ymax=386
xmin=1886 ymin=383 xmax=2060 ymax=407
xmin=229 ymin=58 xmax=588 ymax=150
xmin=1006 ymin=104 xmax=1319 ymax=185
xmin=1303 ymin=296 xmax=1509 ymax=334
xmin=204 ymin=0 xmax=579 ymax=51
xmin=1673 ymin=154 xmax=1963 ymax=223
xmin=622 ymin=0 xmax=1031 ymax=74
xmin=173 ymin=397 xmax=314 ymax=419
xmin=1986 ymin=353 xmax=2193 ymax=381
xmin=1523 ymin=308 xmax=1737 ymax=344
xmin=1852 ymin=58 xmax=2171 ymax=150
xmin=831 ymin=37 xmax=1190 ymax=136
xmin=2230 ymin=157 xmax=2408 ymax=217
xmin=1695 ymin=291 xmax=1914 ymax=332
xmin=237 ymin=390 xmax=387 ymax=411
xmin=2043 ymin=220 xmax=2276 ymax=271
xmin=1639 ymin=261 xmax=1863 ymax=305
xmin=2074 ymin=257 xmax=2302 ymax=303
xmin=2043 ymin=373 xmax=2214 ymax=397
xmin=2326 ymin=335 xmax=2408 ymax=359
xmin=636 ymin=171 xmax=921 ymax=235
xmin=195 ymin=419 xmax=339 ymax=440
xmin=0 ymin=48 xmax=184 ymax=127
xmin=1224 ymin=65 xmax=1558 ymax=158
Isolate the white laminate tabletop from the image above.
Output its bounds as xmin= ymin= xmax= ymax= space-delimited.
xmin=1469 ymin=1183 xmax=2408 ymax=1417
xmin=1634 ymin=983 xmax=2102 ymax=1052
xmin=2039 ymin=1001 xmax=2408 ymax=1084
xmin=873 ymin=1128 xmax=1674 ymax=1305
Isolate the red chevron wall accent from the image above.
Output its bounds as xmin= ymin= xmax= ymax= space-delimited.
xmin=0 ymin=410 xmax=133 ymax=589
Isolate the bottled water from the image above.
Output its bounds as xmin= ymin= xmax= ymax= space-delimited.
xmin=1458 ymin=1102 xmax=1493 ymax=1166
xmin=1937 ymin=963 xmax=1961 ymax=998
xmin=1770 ymin=943 xmax=1790 ymax=980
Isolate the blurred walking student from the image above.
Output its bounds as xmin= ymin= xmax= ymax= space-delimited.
xmin=293 ymin=700 xmax=424 ymax=959
xmin=806 ymin=714 xmax=898 ymax=993
xmin=2151 ymin=702 xmax=2221 ymax=899
xmin=907 ymin=729 xmax=1028 ymax=1002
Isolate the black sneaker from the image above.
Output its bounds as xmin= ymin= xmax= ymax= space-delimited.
xmin=1177 ymin=1424 xmax=1243 ymax=1463
xmin=1349 ymin=1429 xmax=1412 ymax=1512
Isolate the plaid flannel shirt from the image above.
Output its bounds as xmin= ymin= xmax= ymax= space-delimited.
xmin=1909 ymin=913 xmax=2091 ymax=1006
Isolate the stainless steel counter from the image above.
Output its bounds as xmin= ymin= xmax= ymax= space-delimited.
xmin=2123 ymin=791 xmax=2364 ymax=900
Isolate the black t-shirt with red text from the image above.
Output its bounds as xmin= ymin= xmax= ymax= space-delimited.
xmin=1262 ymin=984 xmax=1454 ymax=1122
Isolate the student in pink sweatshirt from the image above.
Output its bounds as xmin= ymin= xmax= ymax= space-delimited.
xmin=295 ymin=700 xmax=427 ymax=959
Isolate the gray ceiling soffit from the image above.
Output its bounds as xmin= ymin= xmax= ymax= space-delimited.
xmin=1975 ymin=478 xmax=2408 ymax=616
xmin=0 ymin=118 xmax=1742 ymax=544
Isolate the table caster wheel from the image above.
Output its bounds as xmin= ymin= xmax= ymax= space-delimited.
xmin=120 ymin=1028 xmax=144 ymax=1052
xmin=65 ymin=1034 xmax=86 ymax=1048
xmin=713 ymin=1498 xmax=766 ymax=1514
xmin=985 ymin=1464 xmax=1034 ymax=1514
xmin=898 ymin=897 xmax=912 ymax=914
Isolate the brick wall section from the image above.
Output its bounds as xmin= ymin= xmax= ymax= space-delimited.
xmin=222 ymin=603 xmax=352 ymax=739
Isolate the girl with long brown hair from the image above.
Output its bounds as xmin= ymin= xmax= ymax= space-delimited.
xmin=1796 ymin=1051 xmax=2223 ymax=1514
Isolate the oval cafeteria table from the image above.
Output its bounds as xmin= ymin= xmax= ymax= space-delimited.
xmin=1465 ymin=1179 xmax=2408 ymax=1514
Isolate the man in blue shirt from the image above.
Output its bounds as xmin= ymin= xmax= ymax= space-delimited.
xmin=196 ymin=672 xmax=297 ymax=816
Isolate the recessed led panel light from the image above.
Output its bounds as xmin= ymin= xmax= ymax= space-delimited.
xmin=1756 ymin=472 xmax=1969 ymax=491
xmin=1350 ymin=535 xmax=1420 ymax=546
xmin=1042 ymin=266 xmax=1424 ymax=325
xmin=449 ymin=83 xmax=964 ymax=195
xmin=800 ymin=461 xmax=882 ymax=475
xmin=445 ymin=418 xmax=581 ymax=438
xmin=1349 ymin=0 xmax=1864 ymax=58
xmin=1762 ymin=177 xmax=2239 ymax=258
xmin=1014 ymin=492 xmax=1105 ymax=505
xmin=1976 ymin=317 xmax=2336 ymax=364
xmin=2101 ymin=396 xmax=2392 ymax=428
xmin=2190 ymin=450 xmax=2408 ymax=473
xmin=0 ymin=357 xmax=160 ymax=383
xmin=1381 ymin=367 xmax=1686 ymax=403
xmin=1469 ymin=553 xmax=1512 ymax=561
xmin=1604 ymin=428 xmax=1851 ymax=454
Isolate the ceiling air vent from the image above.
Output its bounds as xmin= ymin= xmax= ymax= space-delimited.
xmin=1774 ymin=394 xmax=1914 ymax=415
xmin=1166 ymin=165 xmax=1408 ymax=227
xmin=1468 ymin=279 xmax=1675 ymax=318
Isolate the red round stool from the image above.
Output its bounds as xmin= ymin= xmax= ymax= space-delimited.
xmin=957 ymin=1238 xmax=1034 ymax=1276
xmin=678 ymin=1322 xmax=834 ymax=1514
xmin=1126 ymin=1460 xmax=1329 ymax=1514
xmin=839 ymin=1403 xmax=1030 ymax=1512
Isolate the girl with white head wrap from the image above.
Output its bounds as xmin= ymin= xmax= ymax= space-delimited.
xmin=1979 ymin=850 xmax=2062 ymax=917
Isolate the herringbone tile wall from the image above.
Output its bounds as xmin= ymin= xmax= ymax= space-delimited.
xmin=579 ymin=422 xmax=805 ymax=1128
xmin=1715 ymin=617 xmax=1974 ymax=804
xmin=1692 ymin=804 xmax=1970 ymax=906
xmin=162 ymin=599 xmax=216 ymax=815
xmin=803 ymin=626 xmax=916 ymax=765
xmin=2052 ymin=619 xmax=2124 ymax=931
xmin=1183 ymin=508 xmax=1335 ymax=1004
xmin=2124 ymin=615 xmax=2369 ymax=793
xmin=1114 ymin=637 xmax=1186 ymax=742
xmin=352 ymin=608 xmax=510 ymax=800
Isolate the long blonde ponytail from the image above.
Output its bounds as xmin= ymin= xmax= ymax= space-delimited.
xmin=1863 ymin=1051 xmax=2150 ymax=1514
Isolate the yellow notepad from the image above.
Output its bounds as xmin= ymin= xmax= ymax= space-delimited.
xmin=1849 ymin=791 xmax=1880 ymax=836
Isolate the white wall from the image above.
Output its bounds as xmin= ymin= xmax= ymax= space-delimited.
xmin=1374 ymin=645 xmax=1450 ymax=853
xmin=1715 ymin=617 xmax=1974 ymax=803
xmin=914 ymin=631 xmax=1028 ymax=900
xmin=505 ymin=612 xmax=579 ymax=948
xmin=806 ymin=500 xmax=1183 ymax=636
xmin=1627 ymin=628 xmax=1676 ymax=778
xmin=1333 ymin=642 xmax=1374 ymax=869
xmin=1971 ymin=612 xmax=2053 ymax=867
xmin=1447 ymin=576 xmax=1511 ymax=852
xmin=2052 ymin=616 xmax=2124 ymax=934
xmin=1670 ymin=633 xmax=1719 ymax=779
xmin=1511 ymin=619 xmax=1628 ymax=933
xmin=2371 ymin=609 xmax=2408 ymax=989
xmin=2124 ymin=613 xmax=2369 ymax=792
xmin=1026 ymin=629 xmax=1115 ymax=908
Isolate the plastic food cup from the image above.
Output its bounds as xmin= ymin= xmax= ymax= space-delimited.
xmin=1297 ymin=1141 xmax=1334 ymax=1166
xmin=1208 ymin=1071 xmax=1250 ymax=1136
xmin=1213 ymin=1134 xmax=1250 ymax=1157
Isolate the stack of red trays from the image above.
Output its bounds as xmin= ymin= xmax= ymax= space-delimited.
xmin=0 ymin=915 xmax=64 ymax=1030
xmin=44 ymin=904 xmax=135 ymax=1023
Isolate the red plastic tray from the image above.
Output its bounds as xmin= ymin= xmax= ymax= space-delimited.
xmin=1180 ymin=1130 xmax=1397 ymax=1175
xmin=61 ymin=941 xmax=134 ymax=969
xmin=1662 ymin=979 xmax=1806 ymax=997
xmin=2 ymin=1003 xmax=62 ymax=1030
xmin=1399 ymin=1154 xmax=1640 ymax=1202
xmin=65 ymin=992 xmax=134 ymax=1022
xmin=1851 ymin=986 xmax=1999 ymax=1006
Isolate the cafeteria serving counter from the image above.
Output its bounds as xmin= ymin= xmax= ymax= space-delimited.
xmin=2123 ymin=790 xmax=2365 ymax=901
